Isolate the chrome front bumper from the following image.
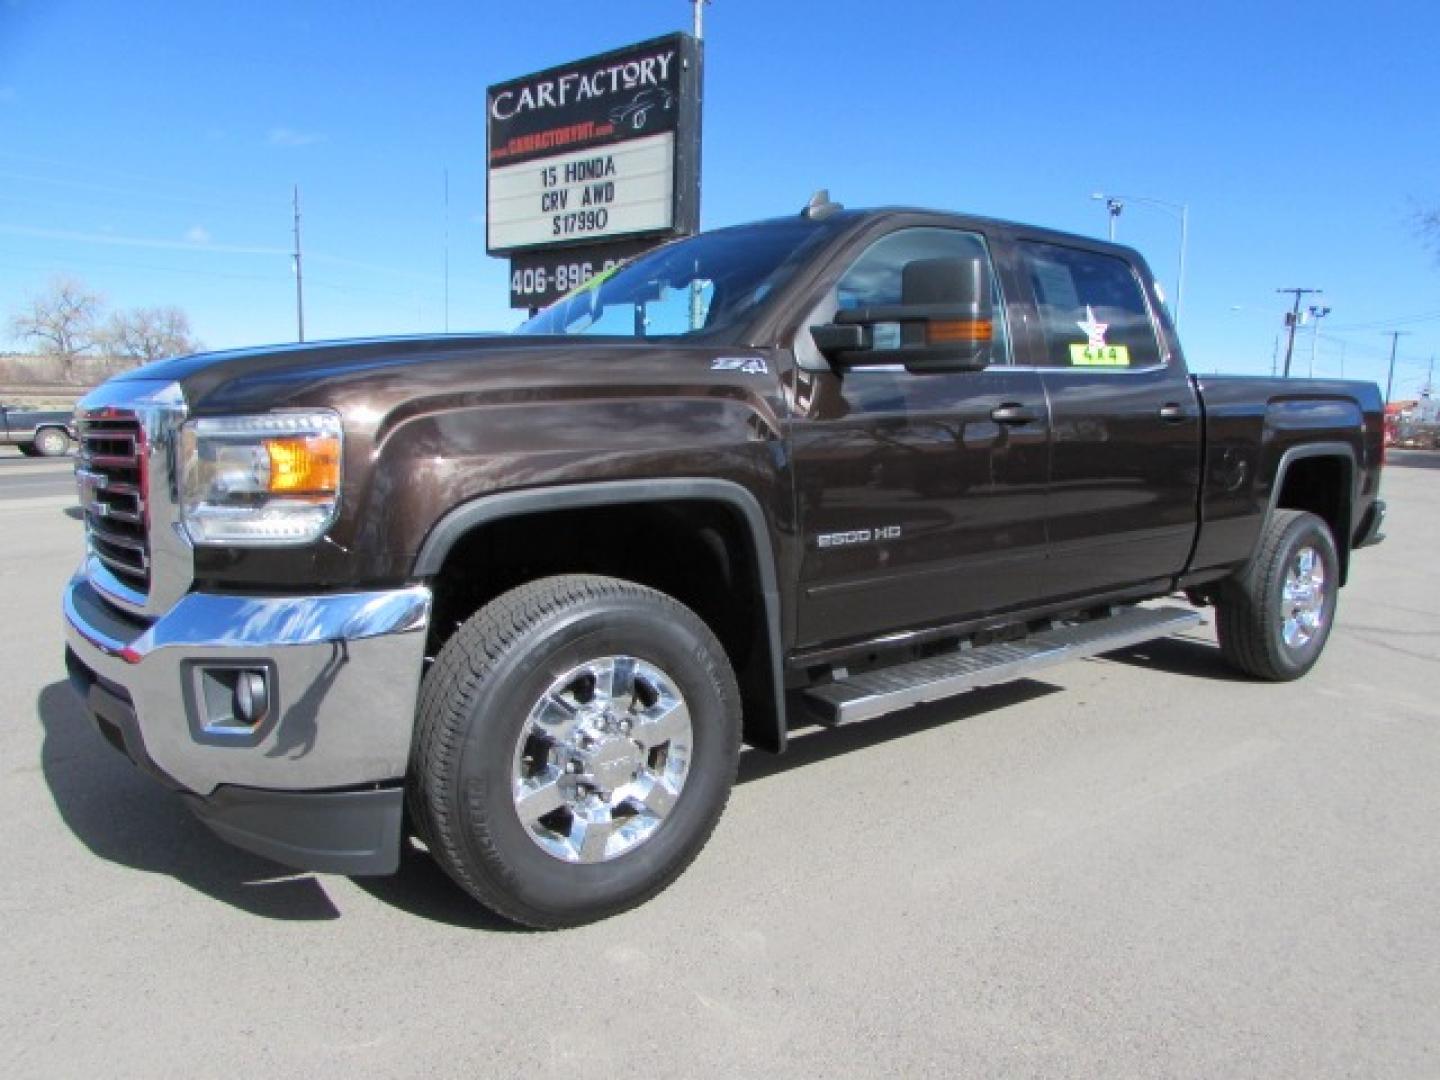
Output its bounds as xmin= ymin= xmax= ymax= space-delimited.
xmin=63 ymin=569 xmax=431 ymax=797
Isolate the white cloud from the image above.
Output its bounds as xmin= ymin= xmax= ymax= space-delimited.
xmin=184 ymin=225 xmax=211 ymax=244
xmin=0 ymin=222 xmax=286 ymax=256
xmin=267 ymin=126 xmax=326 ymax=148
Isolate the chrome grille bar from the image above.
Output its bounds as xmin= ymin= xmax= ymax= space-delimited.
xmin=74 ymin=379 xmax=190 ymax=619
xmin=76 ymin=413 xmax=149 ymax=593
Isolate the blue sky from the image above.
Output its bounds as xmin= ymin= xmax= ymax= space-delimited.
xmin=2 ymin=0 xmax=1438 ymax=397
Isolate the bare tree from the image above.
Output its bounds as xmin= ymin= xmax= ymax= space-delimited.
xmin=104 ymin=306 xmax=203 ymax=364
xmin=8 ymin=276 xmax=104 ymax=379
xmin=1418 ymin=206 xmax=1440 ymax=260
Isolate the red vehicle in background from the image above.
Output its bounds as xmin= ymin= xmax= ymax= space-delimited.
xmin=1387 ymin=398 xmax=1440 ymax=449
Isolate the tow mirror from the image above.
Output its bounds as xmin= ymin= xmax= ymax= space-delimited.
xmin=809 ymin=255 xmax=994 ymax=373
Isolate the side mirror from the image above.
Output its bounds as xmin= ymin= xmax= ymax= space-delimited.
xmin=810 ymin=256 xmax=994 ymax=373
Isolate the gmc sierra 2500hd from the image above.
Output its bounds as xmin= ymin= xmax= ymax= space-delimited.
xmin=63 ymin=198 xmax=1385 ymax=928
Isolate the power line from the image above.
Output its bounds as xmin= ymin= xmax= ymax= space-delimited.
xmin=1326 ymin=310 xmax=1440 ymax=332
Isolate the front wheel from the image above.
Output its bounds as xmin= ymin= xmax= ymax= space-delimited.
xmin=1215 ymin=509 xmax=1340 ymax=681
xmin=32 ymin=428 xmax=71 ymax=457
xmin=409 ymin=575 xmax=741 ymax=928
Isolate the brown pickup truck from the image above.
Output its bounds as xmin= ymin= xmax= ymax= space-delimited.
xmin=63 ymin=201 xmax=1385 ymax=928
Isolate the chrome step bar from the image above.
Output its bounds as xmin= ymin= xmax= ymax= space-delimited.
xmin=804 ymin=606 xmax=1204 ymax=725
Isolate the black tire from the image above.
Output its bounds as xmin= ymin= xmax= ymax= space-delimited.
xmin=1215 ymin=510 xmax=1340 ymax=681
xmin=33 ymin=427 xmax=70 ymax=457
xmin=409 ymin=574 xmax=741 ymax=929
xmin=17 ymin=443 xmax=39 ymax=457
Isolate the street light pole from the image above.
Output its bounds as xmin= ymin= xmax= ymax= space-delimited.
xmin=1307 ymin=304 xmax=1331 ymax=376
xmin=1091 ymin=192 xmax=1188 ymax=329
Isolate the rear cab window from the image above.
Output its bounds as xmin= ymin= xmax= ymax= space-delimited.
xmin=1019 ymin=242 xmax=1162 ymax=369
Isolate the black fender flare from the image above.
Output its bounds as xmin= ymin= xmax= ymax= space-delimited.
xmin=413 ymin=478 xmax=788 ymax=752
xmin=1264 ymin=441 xmax=1358 ymax=584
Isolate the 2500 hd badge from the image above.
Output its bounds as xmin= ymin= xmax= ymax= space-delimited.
xmin=817 ymin=526 xmax=902 ymax=548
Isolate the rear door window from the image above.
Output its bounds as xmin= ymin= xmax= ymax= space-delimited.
xmin=1020 ymin=242 xmax=1162 ymax=369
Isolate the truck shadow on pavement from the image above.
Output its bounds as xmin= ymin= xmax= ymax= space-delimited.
xmin=349 ymin=844 xmax=526 ymax=931
xmin=37 ymin=675 xmax=1077 ymax=930
xmin=37 ymin=680 xmax=346 ymax=921
xmin=740 ymin=678 xmax=1062 ymax=785
xmin=1096 ymin=634 xmax=1251 ymax=682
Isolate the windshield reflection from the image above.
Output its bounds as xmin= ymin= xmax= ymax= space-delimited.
xmin=517 ymin=215 xmax=844 ymax=342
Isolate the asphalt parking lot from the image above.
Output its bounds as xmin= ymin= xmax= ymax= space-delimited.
xmin=1 ymin=455 xmax=1436 ymax=1078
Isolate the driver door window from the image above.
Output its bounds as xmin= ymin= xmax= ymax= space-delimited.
xmin=835 ymin=229 xmax=1011 ymax=368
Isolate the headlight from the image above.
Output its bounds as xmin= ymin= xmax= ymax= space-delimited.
xmin=179 ymin=411 xmax=342 ymax=545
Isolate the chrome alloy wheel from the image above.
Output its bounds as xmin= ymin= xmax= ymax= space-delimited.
xmin=511 ymin=656 xmax=693 ymax=864
xmin=1280 ymin=545 xmax=1328 ymax=649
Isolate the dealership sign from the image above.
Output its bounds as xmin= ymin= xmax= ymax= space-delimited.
xmin=486 ymin=33 xmax=702 ymax=308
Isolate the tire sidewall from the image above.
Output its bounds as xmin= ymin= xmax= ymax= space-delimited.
xmin=450 ymin=593 xmax=738 ymax=921
xmin=1262 ymin=515 xmax=1339 ymax=678
xmin=35 ymin=429 xmax=67 ymax=456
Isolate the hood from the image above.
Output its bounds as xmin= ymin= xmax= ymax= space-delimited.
xmin=113 ymin=333 xmax=758 ymax=424
xmin=117 ymin=334 xmax=516 ymax=408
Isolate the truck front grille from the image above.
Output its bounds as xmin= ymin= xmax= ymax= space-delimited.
xmin=76 ymin=414 xmax=150 ymax=594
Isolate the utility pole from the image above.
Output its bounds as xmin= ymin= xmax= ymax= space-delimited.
xmin=443 ymin=168 xmax=451 ymax=333
xmin=688 ymin=0 xmax=710 ymax=326
xmin=292 ymin=184 xmax=305 ymax=343
xmin=1382 ymin=330 xmax=1410 ymax=405
xmin=1276 ymin=287 xmax=1321 ymax=377
xmin=1425 ymin=355 xmax=1435 ymax=398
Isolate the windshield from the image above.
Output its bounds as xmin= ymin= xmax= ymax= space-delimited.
xmin=517 ymin=216 xmax=843 ymax=340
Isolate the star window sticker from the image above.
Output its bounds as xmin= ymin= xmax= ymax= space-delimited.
xmin=1077 ymin=305 xmax=1108 ymax=348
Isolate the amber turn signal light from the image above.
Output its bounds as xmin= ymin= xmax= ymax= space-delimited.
xmin=927 ymin=319 xmax=993 ymax=345
xmin=265 ymin=436 xmax=341 ymax=494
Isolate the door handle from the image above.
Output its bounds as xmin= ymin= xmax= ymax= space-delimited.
xmin=1159 ymin=403 xmax=1189 ymax=423
xmin=990 ymin=403 xmax=1040 ymax=425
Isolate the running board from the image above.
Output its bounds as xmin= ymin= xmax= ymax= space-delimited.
xmin=804 ymin=606 xmax=1203 ymax=726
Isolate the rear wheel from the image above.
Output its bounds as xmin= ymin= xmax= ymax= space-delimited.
xmin=409 ymin=574 xmax=741 ymax=928
xmin=1215 ymin=510 xmax=1339 ymax=681
xmin=33 ymin=428 xmax=70 ymax=457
